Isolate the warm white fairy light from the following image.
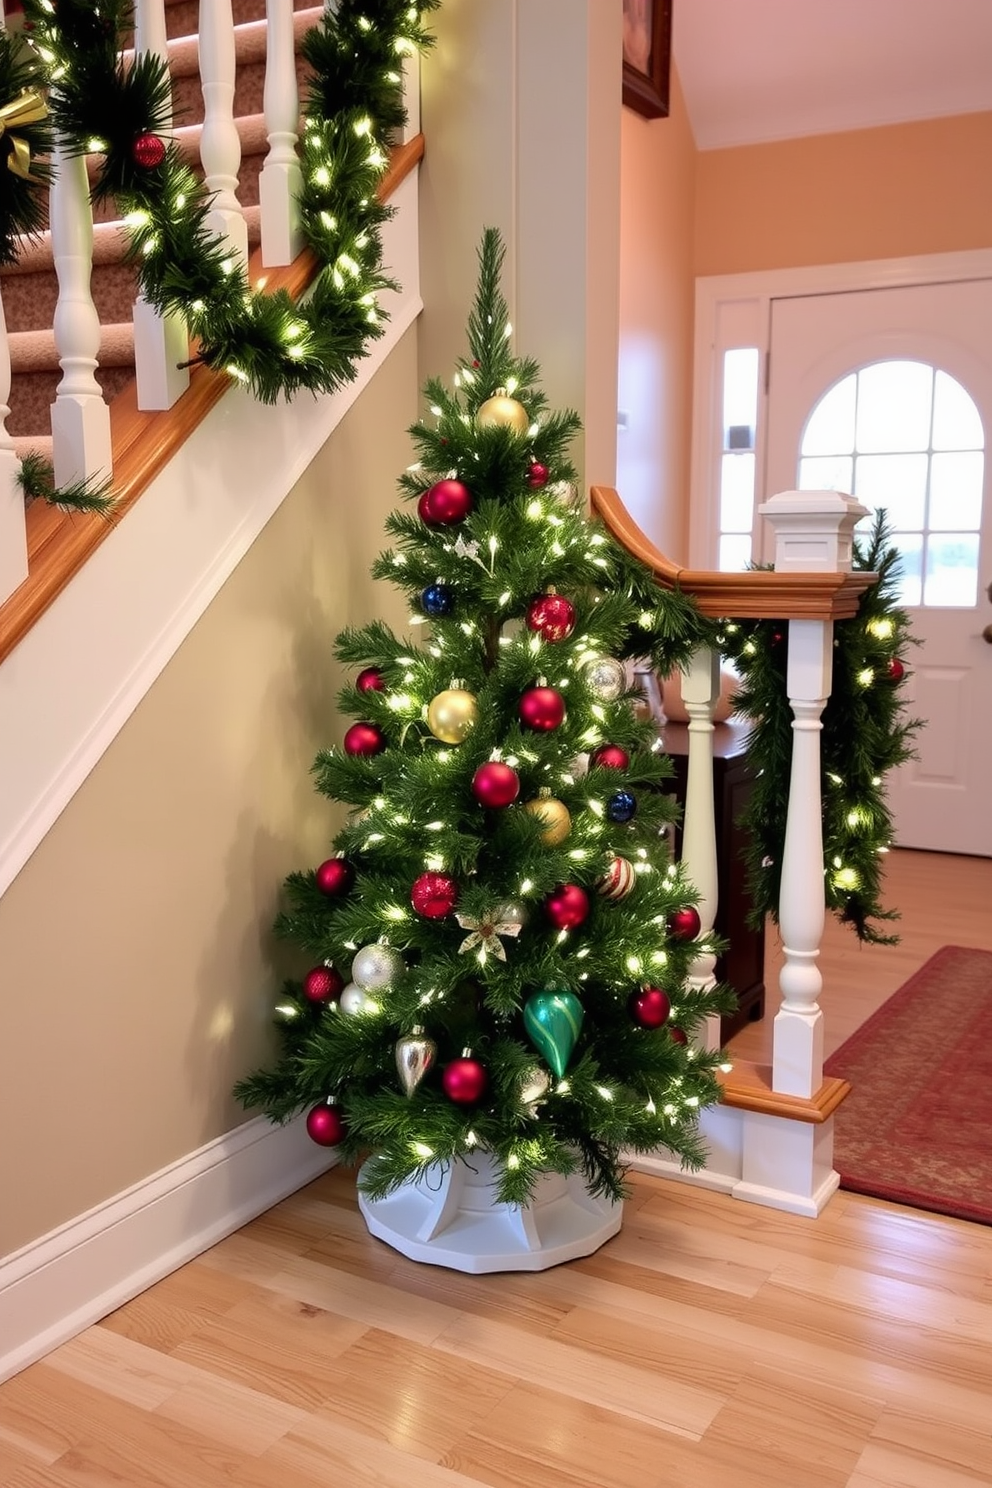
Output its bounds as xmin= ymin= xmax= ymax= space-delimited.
xmin=520 ymin=878 xmax=534 ymax=894
xmin=526 ymin=500 xmax=544 ymax=520
xmin=411 ymin=1141 xmax=434 ymax=1159
xmin=626 ymin=955 xmax=643 ymax=975
xmin=507 ymin=1152 xmax=520 ymax=1169
xmin=425 ymin=854 xmax=445 ymax=872
xmin=555 ymin=1079 xmax=571 ymax=1094
xmin=857 ymin=668 xmax=875 ymax=687
xmin=596 ymin=1086 xmax=614 ymax=1101
xmin=383 ymin=905 xmax=407 ymax=922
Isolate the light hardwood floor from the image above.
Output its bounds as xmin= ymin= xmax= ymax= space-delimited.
xmin=2 ymin=850 xmax=991 ymax=1488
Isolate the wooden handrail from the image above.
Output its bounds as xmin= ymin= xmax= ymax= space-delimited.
xmin=718 ymin=1060 xmax=850 ymax=1124
xmin=0 ymin=134 xmax=425 ymax=665
xmin=591 ymin=484 xmax=876 ymax=621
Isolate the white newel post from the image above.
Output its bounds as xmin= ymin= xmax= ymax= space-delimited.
xmin=133 ymin=0 xmax=190 ymax=411
xmin=0 ymin=282 xmax=28 ymax=606
xmin=198 ymin=0 xmax=250 ymax=265
xmin=49 ymin=146 xmax=112 ymax=487
xmin=678 ymin=645 xmax=722 ymax=1052
xmin=259 ymin=0 xmax=303 ymax=267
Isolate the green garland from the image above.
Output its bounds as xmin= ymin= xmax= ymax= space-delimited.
xmin=721 ymin=513 xmax=920 ymax=944
xmin=0 ymin=26 xmax=53 ymax=265
xmin=23 ymin=0 xmax=439 ymax=404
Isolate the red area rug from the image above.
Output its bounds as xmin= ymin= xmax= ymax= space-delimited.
xmin=824 ymin=945 xmax=992 ymax=1225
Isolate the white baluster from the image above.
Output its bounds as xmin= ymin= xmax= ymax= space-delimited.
xmin=133 ymin=0 xmax=190 ymax=410
xmin=198 ymin=0 xmax=249 ymax=265
xmin=49 ymin=145 xmax=112 ymax=487
xmin=259 ymin=0 xmax=303 ymax=266
xmin=758 ymin=490 xmax=867 ymax=1098
xmin=678 ymin=645 xmax=721 ymax=1052
xmin=0 ymin=282 xmax=28 ymax=606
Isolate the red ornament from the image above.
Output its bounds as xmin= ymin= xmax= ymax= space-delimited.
xmin=590 ymin=743 xmax=630 ymax=771
xmin=356 ymin=666 xmax=385 ymax=693
xmin=519 ymin=685 xmax=566 ymax=732
xmin=670 ymin=1027 xmax=688 ymax=1046
xmin=526 ymin=592 xmax=576 ymax=643
xmin=303 ymin=965 xmax=344 ymax=1004
xmin=668 ymin=906 xmax=701 ymax=942
xmin=888 ymin=657 xmax=905 ymax=682
xmin=344 ymin=722 xmax=386 ymax=757
xmin=315 ymin=857 xmax=353 ymax=896
xmin=442 ymin=1054 xmax=488 ymax=1104
xmin=419 ymin=478 xmax=473 ymax=526
xmin=628 ymin=986 xmax=671 ymax=1029
xmin=306 ymin=1102 xmax=347 ymax=1146
xmin=472 ymin=761 xmax=521 ymax=808
xmin=132 ymin=133 xmax=166 ymax=169
xmin=411 ymin=871 xmax=459 ymax=919
xmin=545 ymin=883 xmax=591 ymax=930
xmin=596 ymin=856 xmax=636 ymax=901
xmin=527 ymin=461 xmax=550 ymax=488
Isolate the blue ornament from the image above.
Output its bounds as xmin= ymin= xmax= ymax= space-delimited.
xmin=422 ymin=582 xmax=453 ymax=617
xmin=606 ymin=789 xmax=637 ymax=823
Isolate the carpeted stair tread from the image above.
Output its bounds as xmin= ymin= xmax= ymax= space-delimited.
xmin=163 ymin=0 xmax=317 ymax=43
xmin=12 ymin=434 xmax=54 ymax=465
xmin=9 ymin=322 xmax=136 ymax=375
xmin=8 ymin=367 xmax=136 ymax=439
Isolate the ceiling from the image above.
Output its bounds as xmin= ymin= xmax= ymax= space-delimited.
xmin=673 ymin=0 xmax=992 ymax=150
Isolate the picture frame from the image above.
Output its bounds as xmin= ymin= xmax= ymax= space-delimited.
xmin=622 ymin=0 xmax=672 ymax=120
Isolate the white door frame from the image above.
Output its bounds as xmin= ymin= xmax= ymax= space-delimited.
xmin=688 ymin=249 xmax=992 ymax=569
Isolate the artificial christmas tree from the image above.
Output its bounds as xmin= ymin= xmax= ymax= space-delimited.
xmin=236 ymin=229 xmax=732 ymax=1270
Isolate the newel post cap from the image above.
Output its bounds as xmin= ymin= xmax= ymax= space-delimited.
xmin=758 ymin=489 xmax=869 ymax=574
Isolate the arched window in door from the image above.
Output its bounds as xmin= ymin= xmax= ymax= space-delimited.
xmin=797 ymin=359 xmax=985 ymax=607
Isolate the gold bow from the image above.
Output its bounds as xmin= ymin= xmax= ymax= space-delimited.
xmin=0 ymin=90 xmax=48 ymax=181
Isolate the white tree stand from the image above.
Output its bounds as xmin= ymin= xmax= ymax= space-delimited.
xmin=357 ymin=1152 xmax=622 ymax=1273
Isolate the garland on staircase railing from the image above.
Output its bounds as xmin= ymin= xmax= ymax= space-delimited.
xmin=720 ymin=512 xmax=921 ymax=945
xmin=0 ymin=26 xmax=53 ymax=264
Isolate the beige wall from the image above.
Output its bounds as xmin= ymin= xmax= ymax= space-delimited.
xmin=0 ymin=330 xmax=419 ymax=1257
xmin=695 ymin=111 xmax=992 ymax=276
xmin=617 ymin=67 xmax=697 ymax=561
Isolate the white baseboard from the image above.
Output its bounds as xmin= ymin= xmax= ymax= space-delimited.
xmin=0 ymin=1115 xmax=337 ymax=1383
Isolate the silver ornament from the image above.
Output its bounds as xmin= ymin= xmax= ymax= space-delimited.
xmin=395 ymin=1026 xmax=437 ymax=1097
xmin=519 ymin=1066 xmax=550 ymax=1109
xmin=352 ymin=942 xmax=405 ymax=991
xmin=585 ymin=656 xmax=626 ymax=702
xmin=339 ymin=982 xmax=378 ymax=1017
xmin=494 ymin=900 xmax=529 ymax=933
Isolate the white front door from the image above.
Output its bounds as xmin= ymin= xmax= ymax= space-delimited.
xmin=765 ymin=279 xmax=992 ymax=857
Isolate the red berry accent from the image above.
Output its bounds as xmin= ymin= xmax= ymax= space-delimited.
xmin=887 ymin=657 xmax=905 ymax=682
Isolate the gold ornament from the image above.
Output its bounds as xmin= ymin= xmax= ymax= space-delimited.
xmin=476 ymin=391 xmax=529 ymax=434
xmin=0 ymin=90 xmax=48 ymax=181
xmin=427 ymin=686 xmax=479 ymax=744
xmin=522 ymin=793 xmax=571 ymax=846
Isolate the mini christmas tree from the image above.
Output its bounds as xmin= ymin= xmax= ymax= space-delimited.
xmin=235 ymin=230 xmax=732 ymax=1215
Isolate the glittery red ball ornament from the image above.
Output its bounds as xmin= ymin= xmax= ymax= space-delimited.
xmin=411 ymin=871 xmax=459 ymax=919
xmin=315 ymin=857 xmax=353 ymax=896
xmin=519 ymin=685 xmax=566 ymax=731
xmin=306 ymin=1102 xmax=347 ymax=1146
xmin=132 ymin=132 xmax=166 ymax=169
xmin=525 ymin=591 xmax=576 ymax=643
xmin=887 ymin=657 xmax=905 ymax=682
xmin=669 ymin=1027 xmax=688 ymax=1046
xmin=356 ymin=666 xmax=385 ymax=693
xmin=527 ymin=461 xmax=550 ymax=488
xmin=545 ymin=883 xmax=591 ymax=930
xmin=472 ymin=761 xmax=521 ymax=808
xmin=668 ymin=906 xmax=701 ymax=942
xmin=442 ymin=1055 xmax=488 ymax=1104
xmin=418 ymin=478 xmax=473 ymax=526
xmin=628 ymin=985 xmax=671 ymax=1029
xmin=590 ymin=743 xmax=630 ymax=771
xmin=344 ymin=722 xmax=386 ymax=757
xmin=303 ymin=965 xmax=344 ymax=1004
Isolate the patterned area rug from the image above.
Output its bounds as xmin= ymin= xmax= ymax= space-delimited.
xmin=824 ymin=944 xmax=992 ymax=1225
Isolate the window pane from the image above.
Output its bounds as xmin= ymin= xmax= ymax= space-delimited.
xmin=719 ymin=533 xmax=752 ymax=572
xmin=854 ymin=452 xmax=928 ymax=528
xmin=929 ymin=451 xmax=985 ymax=530
xmin=855 ymin=361 xmax=933 ymax=453
xmin=924 ymin=533 xmax=979 ymax=607
xmin=932 ymin=370 xmax=984 ymax=451
xmin=720 ymin=452 xmax=756 ymax=531
xmin=798 ymin=454 xmax=853 ymax=492
xmin=723 ymin=348 xmax=759 ymax=451
xmin=801 ymin=374 xmax=855 ymax=456
xmin=890 ymin=533 xmax=923 ymax=607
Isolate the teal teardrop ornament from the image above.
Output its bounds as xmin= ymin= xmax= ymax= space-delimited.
xmin=522 ymin=990 xmax=584 ymax=1079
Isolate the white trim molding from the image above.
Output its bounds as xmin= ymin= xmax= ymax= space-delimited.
xmin=0 ymin=168 xmax=421 ymax=900
xmin=0 ymin=1115 xmax=337 ymax=1383
xmin=689 ymin=248 xmax=992 ymax=569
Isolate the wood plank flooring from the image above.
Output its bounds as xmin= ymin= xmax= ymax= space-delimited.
xmin=2 ymin=849 xmax=991 ymax=1488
